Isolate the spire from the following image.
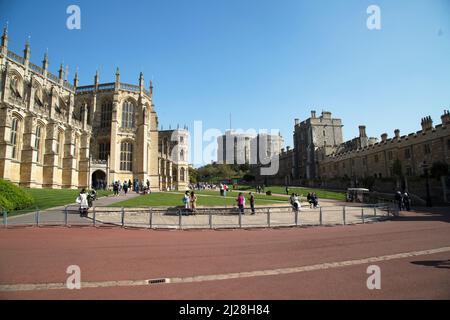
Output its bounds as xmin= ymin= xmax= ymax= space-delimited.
xmin=115 ymin=67 xmax=120 ymax=83
xmin=149 ymin=80 xmax=153 ymax=97
xmin=58 ymin=63 xmax=64 ymax=80
xmin=139 ymin=71 xmax=144 ymax=88
xmin=24 ymin=36 xmax=31 ymax=61
xmin=42 ymin=49 xmax=49 ymax=71
xmin=94 ymin=69 xmax=99 ymax=86
xmin=73 ymin=67 xmax=79 ymax=87
xmin=1 ymin=22 xmax=8 ymax=48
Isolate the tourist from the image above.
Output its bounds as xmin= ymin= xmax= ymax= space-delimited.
xmin=286 ymin=186 xmax=289 ymax=195
xmin=312 ymin=193 xmax=319 ymax=208
xmin=403 ymin=192 xmax=411 ymax=211
xmin=113 ymin=181 xmax=119 ymax=196
xmin=77 ymin=188 xmax=89 ymax=217
xmin=123 ymin=181 xmax=129 ymax=195
xmin=249 ymin=192 xmax=255 ymax=215
xmin=220 ymin=183 xmax=224 ymax=196
xmin=236 ymin=192 xmax=245 ymax=214
xmin=395 ymin=191 xmax=403 ymax=210
xmin=190 ymin=191 xmax=197 ymax=213
xmin=183 ymin=191 xmax=190 ymax=212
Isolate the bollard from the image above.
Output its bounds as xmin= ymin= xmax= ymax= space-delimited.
xmin=64 ymin=206 xmax=68 ymax=226
xmin=361 ymin=207 xmax=365 ymax=223
xmin=319 ymin=207 xmax=323 ymax=226
xmin=178 ymin=210 xmax=182 ymax=229
xmin=374 ymin=206 xmax=377 ymax=217
xmin=121 ymin=207 xmax=125 ymax=227
xmin=3 ymin=210 xmax=7 ymax=228
xmin=93 ymin=207 xmax=96 ymax=227
xmin=149 ymin=208 xmax=153 ymax=229
xmin=343 ymin=206 xmax=346 ymax=225
xmin=35 ymin=208 xmax=40 ymax=227
xmin=267 ymin=208 xmax=271 ymax=228
xmin=209 ymin=212 xmax=213 ymax=229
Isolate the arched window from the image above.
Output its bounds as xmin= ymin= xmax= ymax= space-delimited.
xmin=98 ymin=142 xmax=110 ymax=161
xmin=180 ymin=149 xmax=185 ymax=161
xmin=10 ymin=117 xmax=20 ymax=159
xmin=121 ymin=101 xmax=135 ymax=128
xmin=35 ymin=125 xmax=43 ymax=163
xmin=180 ymin=167 xmax=185 ymax=182
xmin=120 ymin=141 xmax=133 ymax=171
xmin=101 ymin=101 xmax=112 ymax=128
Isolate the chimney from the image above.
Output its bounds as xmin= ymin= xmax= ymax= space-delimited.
xmin=441 ymin=110 xmax=450 ymax=125
xmin=294 ymin=118 xmax=299 ymax=126
xmin=381 ymin=133 xmax=388 ymax=143
xmin=359 ymin=125 xmax=367 ymax=138
xmin=322 ymin=111 xmax=331 ymax=119
xmin=286 ymin=146 xmax=291 ymax=152
xmin=421 ymin=116 xmax=433 ymax=131
xmin=281 ymin=148 xmax=285 ymax=154
xmin=311 ymin=110 xmax=316 ymax=119
xmin=394 ymin=129 xmax=400 ymax=139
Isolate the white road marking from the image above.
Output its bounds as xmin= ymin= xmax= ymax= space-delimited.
xmin=1 ymin=246 xmax=449 ymax=292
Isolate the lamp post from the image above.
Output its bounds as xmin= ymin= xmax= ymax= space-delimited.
xmin=421 ymin=161 xmax=432 ymax=207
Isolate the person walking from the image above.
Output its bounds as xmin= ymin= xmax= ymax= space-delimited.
xmin=123 ymin=181 xmax=128 ymax=195
xmin=183 ymin=191 xmax=190 ymax=212
xmin=190 ymin=191 xmax=197 ymax=213
xmin=249 ymin=192 xmax=255 ymax=215
xmin=285 ymin=186 xmax=289 ymax=195
xmin=395 ymin=191 xmax=403 ymax=211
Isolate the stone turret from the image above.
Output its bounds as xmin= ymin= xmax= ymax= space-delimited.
xmin=359 ymin=125 xmax=367 ymax=138
xmin=441 ymin=110 xmax=450 ymax=125
xmin=381 ymin=133 xmax=388 ymax=143
xmin=394 ymin=129 xmax=400 ymax=139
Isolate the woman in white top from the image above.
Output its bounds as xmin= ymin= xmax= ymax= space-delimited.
xmin=78 ymin=189 xmax=89 ymax=217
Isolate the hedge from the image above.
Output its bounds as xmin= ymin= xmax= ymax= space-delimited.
xmin=0 ymin=179 xmax=35 ymax=212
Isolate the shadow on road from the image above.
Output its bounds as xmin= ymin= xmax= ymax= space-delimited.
xmin=410 ymin=260 xmax=450 ymax=269
xmin=393 ymin=207 xmax=450 ymax=223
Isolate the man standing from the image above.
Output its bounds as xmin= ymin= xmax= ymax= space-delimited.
xmin=249 ymin=192 xmax=255 ymax=215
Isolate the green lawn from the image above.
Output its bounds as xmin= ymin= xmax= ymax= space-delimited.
xmin=234 ymin=185 xmax=346 ymax=201
xmin=23 ymin=188 xmax=111 ymax=211
xmin=112 ymin=191 xmax=289 ymax=208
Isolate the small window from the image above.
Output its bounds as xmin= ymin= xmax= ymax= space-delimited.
xmin=374 ymin=155 xmax=379 ymax=163
xmin=424 ymin=144 xmax=431 ymax=155
xmin=388 ymin=151 xmax=393 ymax=160
xmin=404 ymin=148 xmax=411 ymax=159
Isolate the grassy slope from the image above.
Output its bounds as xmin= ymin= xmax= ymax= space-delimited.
xmin=111 ymin=190 xmax=289 ymax=208
xmin=23 ymin=188 xmax=111 ymax=211
xmin=235 ymin=185 xmax=346 ymax=201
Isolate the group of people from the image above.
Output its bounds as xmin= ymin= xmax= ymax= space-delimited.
xmin=236 ymin=192 xmax=256 ymax=215
xmin=112 ymin=179 xmax=152 ymax=196
xmin=395 ymin=191 xmax=411 ymax=211
xmin=76 ymin=188 xmax=97 ymax=217
xmin=306 ymin=192 xmax=319 ymax=209
xmin=182 ymin=191 xmax=198 ymax=213
xmin=289 ymin=193 xmax=301 ymax=212
xmin=255 ymin=185 xmax=266 ymax=194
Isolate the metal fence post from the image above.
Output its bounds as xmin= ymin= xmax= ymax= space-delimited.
xmin=319 ymin=207 xmax=323 ymax=226
xmin=295 ymin=209 xmax=299 ymax=227
xmin=149 ymin=207 xmax=153 ymax=229
xmin=209 ymin=212 xmax=213 ymax=229
xmin=35 ymin=208 xmax=40 ymax=227
xmin=3 ymin=209 xmax=7 ymax=228
xmin=239 ymin=209 xmax=242 ymax=229
xmin=121 ymin=207 xmax=125 ymax=227
xmin=93 ymin=207 xmax=96 ymax=227
xmin=178 ymin=209 xmax=182 ymax=229
xmin=374 ymin=206 xmax=377 ymax=217
xmin=361 ymin=207 xmax=365 ymax=223
xmin=343 ymin=206 xmax=346 ymax=225
xmin=267 ymin=208 xmax=271 ymax=228
xmin=64 ymin=206 xmax=68 ymax=226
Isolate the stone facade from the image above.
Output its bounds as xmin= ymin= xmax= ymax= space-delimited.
xmin=0 ymin=27 xmax=188 ymax=190
xmin=158 ymin=128 xmax=189 ymax=190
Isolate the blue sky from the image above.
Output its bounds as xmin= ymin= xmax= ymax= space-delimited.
xmin=1 ymin=0 xmax=449 ymax=164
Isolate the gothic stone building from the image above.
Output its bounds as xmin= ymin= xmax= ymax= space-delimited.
xmin=0 ymin=27 xmax=188 ymax=190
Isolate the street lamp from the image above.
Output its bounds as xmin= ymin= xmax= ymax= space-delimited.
xmin=421 ymin=161 xmax=432 ymax=207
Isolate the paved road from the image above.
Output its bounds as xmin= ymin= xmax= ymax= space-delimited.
xmin=0 ymin=207 xmax=449 ymax=299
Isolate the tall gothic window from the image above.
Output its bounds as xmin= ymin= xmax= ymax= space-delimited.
xmin=120 ymin=142 xmax=133 ymax=171
xmin=180 ymin=167 xmax=185 ymax=182
xmin=10 ymin=117 xmax=20 ymax=159
xmin=101 ymin=101 xmax=112 ymax=128
xmin=121 ymin=101 xmax=135 ymax=128
xmin=35 ymin=125 xmax=42 ymax=163
xmin=56 ymin=131 xmax=64 ymax=167
xmin=180 ymin=149 xmax=185 ymax=161
xmin=98 ymin=143 xmax=110 ymax=161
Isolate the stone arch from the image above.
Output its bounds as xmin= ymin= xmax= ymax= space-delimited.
xmin=92 ymin=169 xmax=107 ymax=190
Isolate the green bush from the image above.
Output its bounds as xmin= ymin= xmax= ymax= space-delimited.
xmin=0 ymin=179 xmax=35 ymax=212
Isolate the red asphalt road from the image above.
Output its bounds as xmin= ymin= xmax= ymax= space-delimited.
xmin=0 ymin=209 xmax=449 ymax=299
